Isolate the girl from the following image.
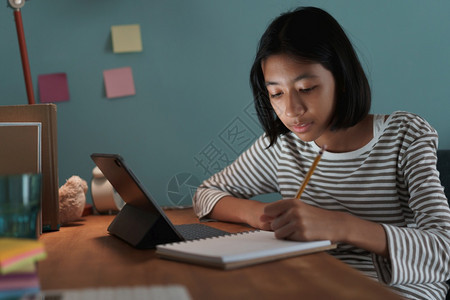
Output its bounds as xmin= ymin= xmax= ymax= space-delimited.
xmin=193 ymin=7 xmax=450 ymax=299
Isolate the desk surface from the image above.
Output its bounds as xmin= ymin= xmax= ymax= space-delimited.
xmin=38 ymin=209 xmax=402 ymax=300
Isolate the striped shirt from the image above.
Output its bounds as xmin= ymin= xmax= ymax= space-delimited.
xmin=193 ymin=111 xmax=450 ymax=299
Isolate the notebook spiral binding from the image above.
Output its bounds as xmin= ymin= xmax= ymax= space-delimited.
xmin=172 ymin=229 xmax=259 ymax=246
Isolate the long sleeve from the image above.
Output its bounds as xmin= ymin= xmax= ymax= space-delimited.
xmin=372 ymin=116 xmax=450 ymax=291
xmin=193 ymin=135 xmax=279 ymax=218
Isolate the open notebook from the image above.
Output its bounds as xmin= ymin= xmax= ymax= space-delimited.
xmin=156 ymin=230 xmax=336 ymax=270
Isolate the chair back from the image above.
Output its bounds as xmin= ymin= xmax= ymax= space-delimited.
xmin=437 ymin=150 xmax=450 ymax=205
xmin=437 ymin=150 xmax=450 ymax=299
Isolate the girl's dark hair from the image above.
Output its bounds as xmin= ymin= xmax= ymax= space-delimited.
xmin=250 ymin=7 xmax=371 ymax=147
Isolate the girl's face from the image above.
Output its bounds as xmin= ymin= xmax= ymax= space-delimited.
xmin=262 ymin=53 xmax=336 ymax=144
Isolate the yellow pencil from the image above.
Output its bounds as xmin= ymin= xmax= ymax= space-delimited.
xmin=295 ymin=145 xmax=326 ymax=200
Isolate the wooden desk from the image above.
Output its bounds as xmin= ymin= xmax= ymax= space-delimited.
xmin=38 ymin=209 xmax=402 ymax=300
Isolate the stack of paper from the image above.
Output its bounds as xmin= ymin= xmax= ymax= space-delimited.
xmin=42 ymin=285 xmax=191 ymax=300
xmin=0 ymin=238 xmax=47 ymax=298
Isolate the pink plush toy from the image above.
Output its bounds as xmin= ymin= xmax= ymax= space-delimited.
xmin=58 ymin=175 xmax=88 ymax=225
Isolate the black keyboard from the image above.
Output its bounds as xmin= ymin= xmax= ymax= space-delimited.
xmin=175 ymin=223 xmax=230 ymax=241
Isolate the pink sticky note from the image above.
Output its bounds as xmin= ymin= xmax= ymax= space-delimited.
xmin=38 ymin=73 xmax=70 ymax=103
xmin=103 ymin=67 xmax=136 ymax=99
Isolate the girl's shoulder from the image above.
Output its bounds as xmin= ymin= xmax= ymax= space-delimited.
xmin=385 ymin=111 xmax=435 ymax=129
xmin=381 ymin=111 xmax=438 ymax=142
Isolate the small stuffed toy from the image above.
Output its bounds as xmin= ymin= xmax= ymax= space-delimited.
xmin=59 ymin=175 xmax=88 ymax=225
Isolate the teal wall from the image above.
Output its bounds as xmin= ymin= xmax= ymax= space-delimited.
xmin=1 ymin=1 xmax=449 ymax=207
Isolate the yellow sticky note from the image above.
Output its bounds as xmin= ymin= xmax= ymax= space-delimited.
xmin=111 ymin=24 xmax=143 ymax=53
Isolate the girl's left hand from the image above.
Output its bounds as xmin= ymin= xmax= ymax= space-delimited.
xmin=260 ymin=198 xmax=344 ymax=242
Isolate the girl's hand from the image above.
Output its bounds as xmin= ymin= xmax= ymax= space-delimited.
xmin=243 ymin=201 xmax=273 ymax=231
xmin=209 ymin=197 xmax=272 ymax=231
xmin=260 ymin=198 xmax=344 ymax=242
xmin=260 ymin=198 xmax=388 ymax=257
